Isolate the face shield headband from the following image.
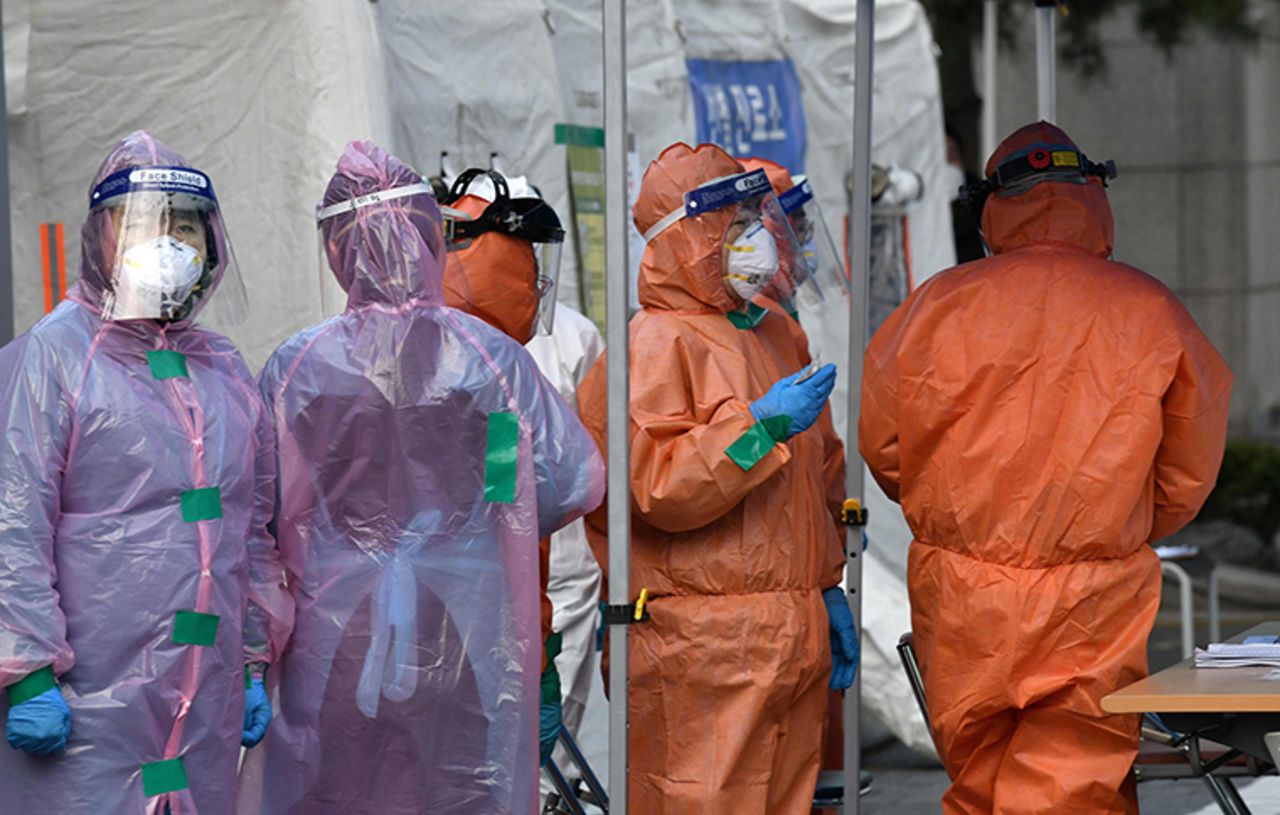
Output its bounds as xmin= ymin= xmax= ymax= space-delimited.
xmin=641 ymin=168 xmax=774 ymax=244
xmin=776 ymin=179 xmax=812 ymax=216
xmin=315 ymin=181 xmax=437 ymax=224
xmin=961 ymin=144 xmax=1118 ymax=217
xmin=90 ymin=165 xmax=218 ymax=214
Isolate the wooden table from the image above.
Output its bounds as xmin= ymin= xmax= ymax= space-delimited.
xmin=1103 ymin=621 xmax=1280 ymax=764
xmin=1101 ymin=622 xmax=1280 ymax=814
xmin=1104 ymin=621 xmax=1280 ymax=716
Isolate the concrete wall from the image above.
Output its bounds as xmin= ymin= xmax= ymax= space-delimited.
xmin=989 ymin=6 xmax=1280 ymax=435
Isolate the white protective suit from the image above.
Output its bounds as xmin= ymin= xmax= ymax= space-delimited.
xmin=528 ymin=302 xmax=608 ymax=795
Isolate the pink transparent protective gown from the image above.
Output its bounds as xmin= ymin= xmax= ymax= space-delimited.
xmin=236 ymin=141 xmax=604 ymax=815
xmin=0 ymin=131 xmax=292 ymax=814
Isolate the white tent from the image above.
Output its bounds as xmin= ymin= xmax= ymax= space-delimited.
xmin=5 ymin=0 xmax=389 ymax=367
xmin=4 ymin=0 xmax=951 ymax=759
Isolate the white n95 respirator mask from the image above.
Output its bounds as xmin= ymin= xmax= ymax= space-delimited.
xmin=723 ymin=219 xmax=779 ymax=302
xmin=109 ymin=235 xmax=205 ymax=321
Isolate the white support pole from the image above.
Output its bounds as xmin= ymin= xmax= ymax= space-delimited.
xmin=844 ymin=0 xmax=874 ymax=811
xmin=982 ymin=0 xmax=999 ymax=162
xmin=0 ymin=0 xmax=13 ymax=345
xmin=1035 ymin=0 xmax=1057 ymax=123
xmin=602 ymin=1 xmax=631 ymax=812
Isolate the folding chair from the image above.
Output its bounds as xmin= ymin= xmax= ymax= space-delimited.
xmin=541 ymin=728 xmax=609 ymax=814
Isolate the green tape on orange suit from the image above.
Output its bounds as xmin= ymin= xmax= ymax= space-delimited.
xmin=172 ymin=610 xmax=220 ymax=647
xmin=484 ymin=412 xmax=519 ymax=504
xmin=180 ymin=487 xmax=222 ymax=522
xmin=147 ymin=350 xmax=189 ymax=380
xmin=726 ymin=303 xmax=769 ymax=330
xmin=761 ymin=414 xmax=792 ymax=442
xmin=726 ymin=419 xmax=786 ymax=471
xmin=6 ymin=665 xmax=56 ymax=706
xmin=141 ymin=757 xmax=189 ymax=796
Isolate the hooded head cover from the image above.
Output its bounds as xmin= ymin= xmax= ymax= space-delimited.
xmin=76 ymin=130 xmax=234 ymax=325
xmin=633 ymin=142 xmax=745 ymax=313
xmin=980 ymin=121 xmax=1114 ymax=258
xmin=442 ymin=194 xmax=539 ymax=341
xmin=318 ymin=140 xmax=445 ymax=309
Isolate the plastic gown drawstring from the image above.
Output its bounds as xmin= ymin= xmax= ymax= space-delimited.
xmin=356 ymin=512 xmax=437 ymax=718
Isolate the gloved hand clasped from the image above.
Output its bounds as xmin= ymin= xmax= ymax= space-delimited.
xmin=750 ymin=363 xmax=838 ymax=442
xmin=6 ymin=670 xmax=71 ymax=756
xmin=822 ymin=586 xmax=860 ymax=691
xmin=242 ymin=673 xmax=272 ymax=748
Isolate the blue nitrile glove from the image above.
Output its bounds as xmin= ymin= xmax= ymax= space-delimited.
xmin=6 ymin=687 xmax=71 ymax=756
xmin=540 ymin=696 xmax=563 ymax=765
xmin=242 ymin=676 xmax=272 ymax=748
xmin=749 ymin=363 xmax=838 ymax=441
xmin=822 ymin=586 xmax=860 ymax=691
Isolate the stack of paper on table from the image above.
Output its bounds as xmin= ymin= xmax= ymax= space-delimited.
xmin=1194 ymin=635 xmax=1280 ymax=668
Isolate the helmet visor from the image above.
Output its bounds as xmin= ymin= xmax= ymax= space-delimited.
xmin=442 ymin=172 xmax=566 ymax=340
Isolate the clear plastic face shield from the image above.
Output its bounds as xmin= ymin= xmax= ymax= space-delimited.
xmin=440 ymin=169 xmax=565 ymax=338
xmin=641 ymin=168 xmax=806 ymax=310
xmin=89 ymin=166 xmax=246 ymax=323
xmin=775 ymin=176 xmax=848 ymax=309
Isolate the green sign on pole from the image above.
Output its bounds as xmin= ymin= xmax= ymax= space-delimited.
xmin=556 ymin=124 xmax=608 ymax=331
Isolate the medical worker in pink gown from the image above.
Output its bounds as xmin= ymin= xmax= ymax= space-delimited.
xmin=236 ymin=140 xmax=604 ymax=815
xmin=0 ymin=131 xmax=292 ymax=814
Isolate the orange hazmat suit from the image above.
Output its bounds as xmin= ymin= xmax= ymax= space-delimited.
xmin=741 ymin=156 xmax=851 ymax=774
xmin=577 ymin=142 xmax=845 ymax=814
xmin=859 ymin=122 xmax=1233 ymax=815
xmin=442 ymin=193 xmax=554 ymax=665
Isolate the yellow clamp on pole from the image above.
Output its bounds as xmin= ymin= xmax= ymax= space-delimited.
xmin=633 ymin=588 xmax=649 ymax=622
xmin=841 ymin=498 xmax=868 ymax=527
xmin=603 ymin=588 xmax=651 ymax=626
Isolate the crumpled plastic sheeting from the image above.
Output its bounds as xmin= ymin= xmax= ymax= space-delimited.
xmin=236 ymin=142 xmax=604 ymax=815
xmin=526 ymin=303 xmax=608 ymax=802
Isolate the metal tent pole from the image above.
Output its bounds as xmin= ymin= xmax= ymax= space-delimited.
xmin=0 ymin=0 xmax=14 ymax=345
xmin=602 ymin=1 xmax=631 ymax=812
xmin=1035 ymin=0 xmax=1057 ymax=123
xmin=844 ymin=0 xmax=875 ymax=811
xmin=982 ymin=0 xmax=999 ymax=162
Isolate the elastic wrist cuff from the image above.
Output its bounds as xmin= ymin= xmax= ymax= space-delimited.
xmin=244 ymin=662 xmax=268 ymax=688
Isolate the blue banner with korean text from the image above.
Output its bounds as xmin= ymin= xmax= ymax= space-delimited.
xmin=686 ymin=57 xmax=807 ymax=174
